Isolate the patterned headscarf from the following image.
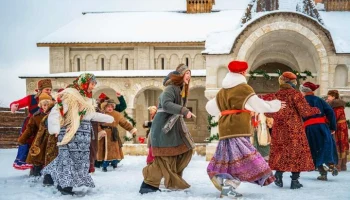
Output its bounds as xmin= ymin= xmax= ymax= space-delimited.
xmin=67 ymin=73 xmax=97 ymax=98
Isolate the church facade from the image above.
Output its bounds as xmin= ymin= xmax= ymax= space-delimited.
xmin=21 ymin=0 xmax=350 ymax=142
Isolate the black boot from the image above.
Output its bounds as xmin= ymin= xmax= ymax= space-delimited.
xmin=102 ymin=167 xmax=107 ymax=172
xmin=94 ymin=160 xmax=102 ymax=168
xmin=274 ymin=171 xmax=283 ymax=187
xmin=33 ymin=165 xmax=42 ymax=177
xmin=139 ymin=181 xmax=160 ymax=194
xmin=57 ymin=185 xmax=74 ymax=195
xmin=290 ymin=172 xmax=303 ymax=189
xmin=43 ymin=174 xmax=54 ymax=186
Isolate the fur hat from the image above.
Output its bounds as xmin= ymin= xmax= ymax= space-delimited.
xmin=228 ymin=61 xmax=248 ymax=73
xmin=37 ymin=79 xmax=52 ymax=91
xmin=279 ymin=71 xmax=297 ymax=85
xmin=300 ymin=82 xmax=319 ymax=92
xmin=327 ymin=90 xmax=340 ymax=99
xmin=101 ymin=99 xmax=116 ymax=110
xmin=38 ymin=93 xmax=52 ymax=107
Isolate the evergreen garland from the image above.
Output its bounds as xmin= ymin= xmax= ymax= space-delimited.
xmin=249 ymin=69 xmax=314 ymax=80
xmin=207 ymin=115 xmax=218 ymax=132
xmin=346 ymin=102 xmax=350 ymax=108
xmin=207 ymin=133 xmax=219 ymax=142
xmin=347 ymin=120 xmax=350 ymax=128
xmin=123 ymin=111 xmax=136 ymax=127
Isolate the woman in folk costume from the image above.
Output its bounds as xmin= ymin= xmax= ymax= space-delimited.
xmin=327 ymin=90 xmax=349 ymax=171
xmin=91 ymin=92 xmax=128 ymax=172
xmin=10 ymin=79 xmax=53 ymax=170
xmin=206 ymin=61 xmax=283 ymax=198
xmin=97 ymin=98 xmax=137 ymax=172
xmin=42 ymin=73 xmax=114 ymax=195
xmin=300 ymin=82 xmax=338 ymax=181
xmin=143 ymin=106 xmax=157 ymax=165
xmin=266 ymin=72 xmax=320 ymax=189
xmin=17 ymin=93 xmax=54 ymax=176
xmin=251 ymin=112 xmax=272 ymax=161
xmin=139 ymin=64 xmax=195 ymax=194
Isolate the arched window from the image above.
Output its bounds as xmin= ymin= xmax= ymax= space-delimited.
xmin=77 ymin=58 xmax=81 ymax=72
xmin=161 ymin=58 xmax=165 ymax=70
xmin=125 ymin=58 xmax=129 ymax=70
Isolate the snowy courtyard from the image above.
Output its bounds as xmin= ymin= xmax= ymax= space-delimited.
xmin=0 ymin=149 xmax=349 ymax=200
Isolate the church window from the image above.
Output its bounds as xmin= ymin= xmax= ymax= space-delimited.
xmin=186 ymin=58 xmax=189 ymax=66
xmin=101 ymin=58 xmax=105 ymax=71
xmin=77 ymin=58 xmax=81 ymax=71
xmin=161 ymin=58 xmax=165 ymax=70
xmin=125 ymin=58 xmax=129 ymax=70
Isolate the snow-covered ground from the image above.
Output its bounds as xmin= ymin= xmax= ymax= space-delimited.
xmin=0 ymin=149 xmax=349 ymax=200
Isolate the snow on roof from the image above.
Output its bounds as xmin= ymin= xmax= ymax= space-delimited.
xmin=319 ymin=11 xmax=350 ymax=54
xmin=38 ymin=10 xmax=245 ymax=44
xmin=204 ymin=10 xmax=350 ymax=54
xmin=18 ymin=70 xmax=206 ymax=78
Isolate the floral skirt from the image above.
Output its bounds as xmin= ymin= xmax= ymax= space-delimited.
xmin=207 ymin=137 xmax=275 ymax=191
xmin=42 ymin=120 xmax=95 ymax=188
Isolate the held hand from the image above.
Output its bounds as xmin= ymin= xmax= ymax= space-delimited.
xmin=55 ymin=133 xmax=58 ymax=137
xmin=116 ymin=92 xmax=122 ymax=97
xmin=11 ymin=104 xmax=19 ymax=113
xmin=186 ymin=111 xmax=192 ymax=119
xmin=331 ymin=131 xmax=335 ymax=134
xmin=280 ymin=101 xmax=287 ymax=109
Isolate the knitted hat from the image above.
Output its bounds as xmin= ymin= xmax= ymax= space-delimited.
xmin=327 ymin=90 xmax=339 ymax=99
xmin=176 ymin=64 xmax=190 ymax=76
xmin=300 ymin=82 xmax=319 ymax=92
xmin=37 ymin=79 xmax=52 ymax=90
xmin=101 ymin=99 xmax=116 ymax=110
xmin=38 ymin=93 xmax=52 ymax=107
xmin=279 ymin=71 xmax=297 ymax=85
xmin=228 ymin=61 xmax=248 ymax=73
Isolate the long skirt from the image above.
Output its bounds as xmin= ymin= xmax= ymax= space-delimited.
xmin=42 ymin=120 xmax=95 ymax=188
xmin=207 ymin=137 xmax=275 ymax=191
xmin=305 ymin=124 xmax=338 ymax=168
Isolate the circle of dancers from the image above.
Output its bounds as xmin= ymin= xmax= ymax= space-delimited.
xmin=9 ymin=61 xmax=349 ymax=198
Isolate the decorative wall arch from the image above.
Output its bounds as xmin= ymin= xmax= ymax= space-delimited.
xmin=231 ymin=13 xmax=335 ymax=95
xmin=334 ymin=65 xmax=348 ymax=87
xmin=132 ymin=82 xmax=164 ymax=108
xmin=72 ymin=55 xmax=82 ymax=72
xmin=85 ymin=54 xmax=95 ymax=71
xmin=169 ymin=54 xmax=180 ymax=69
xmin=109 ymin=54 xmax=120 ymax=70
xmin=193 ymin=54 xmax=205 ymax=69
xmin=97 ymin=54 xmax=106 ymax=70
xmin=181 ymin=54 xmax=192 ymax=68
xmin=156 ymin=54 xmax=167 ymax=70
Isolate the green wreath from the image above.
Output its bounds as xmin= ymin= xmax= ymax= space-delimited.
xmin=249 ymin=69 xmax=314 ymax=81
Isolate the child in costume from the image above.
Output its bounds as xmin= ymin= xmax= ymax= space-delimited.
xmin=327 ymin=90 xmax=349 ymax=171
xmin=206 ymin=61 xmax=283 ymax=198
xmin=97 ymin=98 xmax=137 ymax=172
xmin=143 ymin=106 xmax=157 ymax=164
xmin=17 ymin=93 xmax=54 ymax=176
xmin=42 ymin=73 xmax=114 ymax=195
xmin=10 ymin=79 xmax=53 ymax=170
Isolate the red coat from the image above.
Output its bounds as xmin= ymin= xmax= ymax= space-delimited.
xmin=10 ymin=95 xmax=39 ymax=117
xmin=266 ymin=84 xmax=320 ymax=172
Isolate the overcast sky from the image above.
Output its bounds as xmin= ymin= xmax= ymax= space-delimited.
xmin=0 ymin=0 xmax=247 ymax=106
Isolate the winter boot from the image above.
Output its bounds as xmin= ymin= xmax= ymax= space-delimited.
xmin=317 ymin=166 xmax=328 ymax=181
xmin=32 ymin=165 xmax=42 ymax=177
xmin=43 ymin=174 xmax=54 ymax=186
xmin=94 ymin=160 xmax=102 ymax=168
xmin=290 ymin=172 xmax=303 ymax=189
xmin=139 ymin=181 xmax=160 ymax=194
xmin=220 ymin=185 xmax=243 ymax=198
xmin=57 ymin=185 xmax=74 ymax=195
xmin=111 ymin=160 xmax=119 ymax=169
xmin=317 ymin=174 xmax=328 ymax=181
xmin=274 ymin=171 xmax=283 ymax=188
xmin=102 ymin=167 xmax=107 ymax=172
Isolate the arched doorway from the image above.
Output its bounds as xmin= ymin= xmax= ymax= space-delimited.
xmin=134 ymin=88 xmax=162 ymax=139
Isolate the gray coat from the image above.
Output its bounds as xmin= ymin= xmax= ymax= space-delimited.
xmin=150 ymin=84 xmax=192 ymax=156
